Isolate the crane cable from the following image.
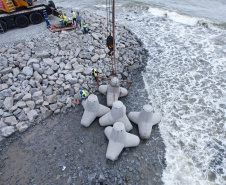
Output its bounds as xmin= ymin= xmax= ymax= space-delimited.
xmin=106 ymin=0 xmax=112 ymax=34
xmin=106 ymin=0 xmax=116 ymax=74
xmin=106 ymin=0 xmax=108 ymax=36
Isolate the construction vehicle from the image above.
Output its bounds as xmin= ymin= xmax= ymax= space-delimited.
xmin=0 ymin=0 xmax=59 ymax=33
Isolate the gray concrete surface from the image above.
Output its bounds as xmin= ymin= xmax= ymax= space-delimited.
xmin=99 ymin=101 xmax=133 ymax=132
xmin=128 ymin=105 xmax=161 ymax=139
xmin=105 ymin=122 xmax=140 ymax=161
xmin=81 ymin=94 xmax=110 ymax=127
xmin=98 ymin=77 xmax=128 ymax=107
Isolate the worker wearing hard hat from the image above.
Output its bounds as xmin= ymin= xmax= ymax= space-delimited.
xmin=67 ymin=18 xmax=73 ymax=27
xmin=92 ymin=68 xmax=99 ymax=82
xmin=80 ymin=88 xmax=87 ymax=100
xmin=63 ymin=13 xmax=68 ymax=26
xmin=58 ymin=12 xmax=64 ymax=29
xmin=92 ymin=69 xmax=98 ymax=77
xmin=82 ymin=20 xmax=88 ymax=34
xmin=43 ymin=11 xmax=50 ymax=29
xmin=71 ymin=10 xmax=76 ymax=25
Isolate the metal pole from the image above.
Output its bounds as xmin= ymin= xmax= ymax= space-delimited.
xmin=112 ymin=0 xmax=116 ymax=73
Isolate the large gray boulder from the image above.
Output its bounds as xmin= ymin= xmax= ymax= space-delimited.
xmin=40 ymin=107 xmax=53 ymax=119
xmin=32 ymin=91 xmax=43 ymax=101
xmin=33 ymin=71 xmax=43 ymax=83
xmin=26 ymin=101 xmax=35 ymax=109
xmin=16 ymin=122 xmax=28 ymax=133
xmin=27 ymin=110 xmax=38 ymax=122
xmin=27 ymin=58 xmax=39 ymax=66
xmin=0 ymin=56 xmax=8 ymax=68
xmin=12 ymin=68 xmax=20 ymax=77
xmin=22 ymin=93 xmax=31 ymax=101
xmin=16 ymin=101 xmax=27 ymax=108
xmin=17 ymin=111 xmax=28 ymax=121
xmin=1 ymin=126 xmax=16 ymax=137
xmin=36 ymin=51 xmax=50 ymax=58
xmin=72 ymin=64 xmax=84 ymax=73
xmin=45 ymin=94 xmax=57 ymax=104
xmin=0 ymin=67 xmax=12 ymax=75
xmin=59 ymin=41 xmax=68 ymax=50
xmin=91 ymin=54 xmax=99 ymax=62
xmin=1 ymin=89 xmax=13 ymax=97
xmin=51 ymin=63 xmax=59 ymax=71
xmin=14 ymin=93 xmax=24 ymax=101
xmin=4 ymin=97 xmax=14 ymax=110
xmin=91 ymin=33 xmax=99 ymax=40
xmin=44 ymin=68 xmax=54 ymax=75
xmin=44 ymin=87 xmax=53 ymax=96
xmin=22 ymin=66 xmax=33 ymax=76
xmin=74 ymin=48 xmax=81 ymax=57
xmin=4 ymin=116 xmax=18 ymax=126
xmin=8 ymin=48 xmax=18 ymax=54
xmin=43 ymin=58 xmax=54 ymax=66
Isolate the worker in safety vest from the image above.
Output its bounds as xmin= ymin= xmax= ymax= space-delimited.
xmin=63 ymin=13 xmax=68 ymax=26
xmin=67 ymin=18 xmax=73 ymax=26
xmin=71 ymin=10 xmax=76 ymax=25
xmin=80 ymin=88 xmax=87 ymax=100
xmin=43 ymin=11 xmax=50 ymax=29
xmin=83 ymin=20 xmax=88 ymax=34
xmin=58 ymin=13 xmax=64 ymax=29
xmin=92 ymin=68 xmax=98 ymax=77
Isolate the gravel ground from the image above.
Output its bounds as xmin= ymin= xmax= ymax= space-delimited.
xmin=0 ymin=12 xmax=59 ymax=48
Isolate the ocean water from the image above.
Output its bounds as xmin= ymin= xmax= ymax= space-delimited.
xmin=53 ymin=0 xmax=226 ymax=184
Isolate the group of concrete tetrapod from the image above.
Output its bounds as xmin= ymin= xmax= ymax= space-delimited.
xmin=80 ymin=77 xmax=161 ymax=161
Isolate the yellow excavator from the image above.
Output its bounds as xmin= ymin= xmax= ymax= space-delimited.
xmin=0 ymin=0 xmax=59 ymax=33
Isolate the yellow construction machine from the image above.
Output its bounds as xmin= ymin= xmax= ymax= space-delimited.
xmin=0 ymin=0 xmax=59 ymax=33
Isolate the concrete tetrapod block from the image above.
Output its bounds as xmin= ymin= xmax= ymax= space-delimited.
xmin=104 ymin=122 xmax=140 ymax=161
xmin=81 ymin=94 xmax=110 ymax=127
xmin=98 ymin=77 xmax=128 ymax=106
xmin=128 ymin=104 xmax=161 ymax=139
xmin=99 ymin=101 xmax=133 ymax=131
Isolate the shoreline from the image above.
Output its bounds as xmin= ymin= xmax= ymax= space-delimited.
xmin=0 ymin=9 xmax=166 ymax=184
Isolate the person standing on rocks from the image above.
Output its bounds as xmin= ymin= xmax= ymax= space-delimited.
xmin=92 ymin=68 xmax=99 ymax=81
xmin=71 ymin=10 xmax=76 ymax=25
xmin=82 ymin=20 xmax=88 ymax=34
xmin=76 ymin=12 xmax=82 ymax=29
xmin=80 ymin=88 xmax=87 ymax=101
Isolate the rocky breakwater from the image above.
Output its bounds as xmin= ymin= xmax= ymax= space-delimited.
xmin=0 ymin=11 xmax=148 ymax=142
